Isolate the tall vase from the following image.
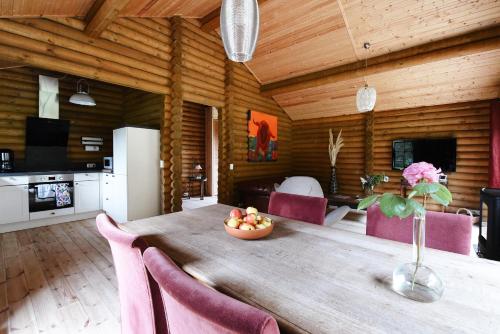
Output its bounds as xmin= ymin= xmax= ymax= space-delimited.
xmin=392 ymin=213 xmax=444 ymax=302
xmin=330 ymin=166 xmax=338 ymax=194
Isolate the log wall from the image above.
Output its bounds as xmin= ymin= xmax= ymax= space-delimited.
xmin=291 ymin=101 xmax=491 ymax=212
xmin=123 ymin=89 xmax=163 ymax=128
xmin=0 ymin=18 xmax=171 ymax=94
xmin=0 ymin=67 xmax=123 ymax=164
xmin=176 ymin=19 xmax=293 ymax=204
xmin=292 ymin=114 xmax=367 ymax=195
xmin=0 ymin=16 xmax=296 ymax=209
xmin=373 ymin=101 xmax=490 ymax=212
xmin=231 ymin=62 xmax=293 ymax=189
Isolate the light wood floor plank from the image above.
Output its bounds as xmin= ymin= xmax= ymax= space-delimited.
xmin=60 ymin=224 xmax=117 ymax=289
xmin=48 ymin=224 xmax=120 ymax=322
xmin=2 ymin=233 xmax=37 ymax=334
xmin=26 ymin=228 xmax=77 ymax=309
xmin=0 ymin=221 xmax=120 ymax=334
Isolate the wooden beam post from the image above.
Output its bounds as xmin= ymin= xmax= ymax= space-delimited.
xmin=169 ymin=16 xmax=184 ymax=212
xmin=161 ymin=95 xmax=173 ymax=213
xmin=364 ymin=110 xmax=374 ymax=175
xmin=261 ymin=28 xmax=500 ymax=97
xmin=218 ymin=59 xmax=236 ymax=204
xmin=85 ymin=0 xmax=131 ymax=38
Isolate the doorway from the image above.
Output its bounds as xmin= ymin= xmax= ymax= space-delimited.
xmin=181 ymin=102 xmax=219 ymax=210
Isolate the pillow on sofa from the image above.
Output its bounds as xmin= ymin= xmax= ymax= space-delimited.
xmin=274 ymin=176 xmax=323 ymax=198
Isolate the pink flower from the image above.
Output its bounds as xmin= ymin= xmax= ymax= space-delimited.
xmin=403 ymin=162 xmax=442 ymax=187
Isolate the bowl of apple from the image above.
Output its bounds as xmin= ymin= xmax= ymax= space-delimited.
xmin=224 ymin=207 xmax=274 ymax=240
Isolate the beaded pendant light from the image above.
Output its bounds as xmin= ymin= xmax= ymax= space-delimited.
xmin=356 ymin=42 xmax=376 ymax=112
xmin=220 ymin=0 xmax=260 ymax=62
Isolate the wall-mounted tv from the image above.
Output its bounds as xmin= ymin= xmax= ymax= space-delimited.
xmin=392 ymin=138 xmax=457 ymax=172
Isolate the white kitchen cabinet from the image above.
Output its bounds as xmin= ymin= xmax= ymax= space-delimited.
xmin=0 ymin=185 xmax=29 ymax=224
xmin=102 ymin=173 xmax=127 ymax=223
xmin=74 ymin=180 xmax=100 ymax=213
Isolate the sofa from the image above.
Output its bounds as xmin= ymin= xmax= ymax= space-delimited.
xmin=236 ymin=176 xmax=286 ymax=213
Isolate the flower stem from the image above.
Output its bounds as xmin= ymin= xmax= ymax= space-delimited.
xmin=411 ymin=195 xmax=427 ymax=290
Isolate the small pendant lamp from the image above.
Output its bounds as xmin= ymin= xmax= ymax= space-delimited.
xmin=220 ymin=0 xmax=260 ymax=63
xmin=356 ymin=42 xmax=376 ymax=113
xmin=69 ymin=79 xmax=96 ymax=106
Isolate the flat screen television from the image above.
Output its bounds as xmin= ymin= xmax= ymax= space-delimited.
xmin=25 ymin=117 xmax=70 ymax=170
xmin=392 ymin=138 xmax=457 ymax=172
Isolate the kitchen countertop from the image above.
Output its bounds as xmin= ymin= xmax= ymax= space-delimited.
xmin=0 ymin=169 xmax=106 ymax=177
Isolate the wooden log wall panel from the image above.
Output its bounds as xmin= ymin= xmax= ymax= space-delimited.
xmin=181 ymin=101 xmax=206 ymax=197
xmin=0 ymin=67 xmax=123 ymax=163
xmin=231 ymin=62 xmax=293 ymax=193
xmin=173 ymin=18 xmax=293 ymax=204
xmin=122 ymin=89 xmax=163 ymax=128
xmin=179 ymin=19 xmax=225 ymax=108
xmin=292 ymin=114 xmax=367 ymax=196
xmin=0 ymin=17 xmax=172 ymax=94
xmin=373 ymin=101 xmax=491 ymax=213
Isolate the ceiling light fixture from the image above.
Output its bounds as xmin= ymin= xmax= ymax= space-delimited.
xmin=356 ymin=42 xmax=376 ymax=113
xmin=69 ymin=79 xmax=96 ymax=106
xmin=220 ymin=0 xmax=260 ymax=63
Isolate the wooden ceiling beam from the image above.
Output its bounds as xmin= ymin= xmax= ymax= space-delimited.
xmin=84 ymin=0 xmax=131 ymax=38
xmin=261 ymin=27 xmax=500 ymax=97
xmin=200 ymin=0 xmax=271 ymax=32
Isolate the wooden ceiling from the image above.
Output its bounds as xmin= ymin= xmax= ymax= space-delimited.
xmin=0 ymin=1 xmax=96 ymax=17
xmin=120 ymin=0 xmax=219 ymax=17
xmin=0 ymin=0 xmax=219 ymax=18
xmin=0 ymin=0 xmax=498 ymax=119
xmin=248 ymin=0 xmax=500 ymax=119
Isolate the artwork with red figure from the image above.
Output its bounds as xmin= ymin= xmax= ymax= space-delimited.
xmin=248 ymin=110 xmax=278 ymax=162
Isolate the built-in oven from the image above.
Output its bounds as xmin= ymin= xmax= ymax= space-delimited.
xmin=28 ymin=174 xmax=74 ymax=212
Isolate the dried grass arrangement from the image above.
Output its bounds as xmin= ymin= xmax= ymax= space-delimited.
xmin=329 ymin=129 xmax=344 ymax=167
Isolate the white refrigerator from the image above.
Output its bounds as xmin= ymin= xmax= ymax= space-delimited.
xmin=102 ymin=127 xmax=160 ymax=223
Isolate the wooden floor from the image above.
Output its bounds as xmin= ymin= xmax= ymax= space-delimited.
xmin=0 ymin=210 xmax=479 ymax=333
xmin=0 ymin=219 xmax=120 ymax=334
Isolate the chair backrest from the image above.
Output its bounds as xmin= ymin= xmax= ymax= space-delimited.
xmin=275 ymin=176 xmax=324 ymax=198
xmin=96 ymin=213 xmax=166 ymax=334
xmin=268 ymin=192 xmax=328 ymax=225
xmin=366 ymin=206 xmax=472 ymax=255
xmin=143 ymin=247 xmax=280 ymax=334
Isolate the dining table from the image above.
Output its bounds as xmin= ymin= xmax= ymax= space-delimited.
xmin=122 ymin=204 xmax=500 ymax=334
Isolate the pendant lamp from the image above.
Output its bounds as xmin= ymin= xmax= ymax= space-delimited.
xmin=69 ymin=79 xmax=96 ymax=106
xmin=220 ymin=0 xmax=260 ymax=63
xmin=356 ymin=42 xmax=376 ymax=113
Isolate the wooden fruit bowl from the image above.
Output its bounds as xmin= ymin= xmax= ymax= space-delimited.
xmin=224 ymin=219 xmax=274 ymax=240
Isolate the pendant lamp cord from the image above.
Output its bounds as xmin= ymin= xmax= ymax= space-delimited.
xmin=363 ymin=42 xmax=370 ymax=88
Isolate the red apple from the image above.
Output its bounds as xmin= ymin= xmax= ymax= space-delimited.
xmin=244 ymin=214 xmax=256 ymax=225
xmin=230 ymin=208 xmax=243 ymax=219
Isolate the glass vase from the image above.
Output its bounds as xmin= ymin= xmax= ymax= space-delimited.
xmin=392 ymin=213 xmax=444 ymax=302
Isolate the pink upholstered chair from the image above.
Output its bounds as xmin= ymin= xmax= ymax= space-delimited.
xmin=143 ymin=247 xmax=280 ymax=334
xmin=268 ymin=191 xmax=328 ymax=225
xmin=366 ymin=206 xmax=472 ymax=255
xmin=96 ymin=213 xmax=167 ymax=334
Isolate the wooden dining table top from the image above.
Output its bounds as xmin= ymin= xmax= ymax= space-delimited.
xmin=122 ymin=204 xmax=500 ymax=334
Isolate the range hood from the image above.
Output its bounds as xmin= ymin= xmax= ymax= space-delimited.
xmin=38 ymin=75 xmax=59 ymax=119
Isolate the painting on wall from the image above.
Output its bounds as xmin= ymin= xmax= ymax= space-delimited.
xmin=248 ymin=110 xmax=278 ymax=162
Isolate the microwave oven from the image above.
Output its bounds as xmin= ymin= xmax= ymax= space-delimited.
xmin=103 ymin=157 xmax=113 ymax=170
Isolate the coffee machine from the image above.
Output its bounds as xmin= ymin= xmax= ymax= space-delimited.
xmin=0 ymin=149 xmax=14 ymax=171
